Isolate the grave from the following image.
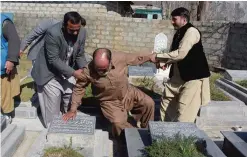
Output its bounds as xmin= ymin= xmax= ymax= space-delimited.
xmin=125 ymin=121 xmax=226 ymax=157
xmin=215 ymin=78 xmax=247 ymax=105
xmin=26 ymin=115 xmax=112 ymax=157
xmin=221 ymin=131 xmax=247 ymax=157
xmin=224 ymin=70 xmax=247 ymax=81
xmin=46 ymin=115 xmax=96 ymax=156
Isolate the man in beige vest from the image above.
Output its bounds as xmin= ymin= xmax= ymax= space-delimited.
xmin=155 ymin=7 xmax=211 ymax=122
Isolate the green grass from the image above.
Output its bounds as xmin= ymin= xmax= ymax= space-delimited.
xmin=235 ymin=80 xmax=247 ymax=88
xmin=131 ymin=77 xmax=163 ymax=97
xmin=43 ymin=137 xmax=84 ymax=157
xmin=43 ymin=147 xmax=84 ymax=157
xmin=210 ymin=72 xmax=230 ymax=101
xmin=17 ymin=55 xmax=34 ymax=102
xmin=144 ymin=133 xmax=207 ymax=157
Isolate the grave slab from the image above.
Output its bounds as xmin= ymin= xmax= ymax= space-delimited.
xmin=199 ymin=101 xmax=247 ymax=118
xmin=216 ymin=79 xmax=247 ymax=104
xmin=196 ymin=117 xmax=247 ymax=130
xmin=46 ymin=115 xmax=96 ymax=157
xmin=149 ymin=121 xmax=226 ymax=157
xmin=1 ymin=115 xmax=7 ymax=132
xmin=128 ymin=66 xmax=154 ymax=77
xmin=224 ymin=70 xmax=247 ymax=81
xmin=26 ymin=129 xmax=48 ymax=157
xmin=1 ymin=124 xmax=25 ymax=157
xmin=221 ymin=131 xmax=247 ymax=157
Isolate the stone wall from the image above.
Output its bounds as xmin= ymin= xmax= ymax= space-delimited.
xmin=1 ymin=1 xmax=129 ymax=17
xmin=222 ymin=23 xmax=247 ymax=70
xmin=4 ymin=11 xmax=247 ymax=69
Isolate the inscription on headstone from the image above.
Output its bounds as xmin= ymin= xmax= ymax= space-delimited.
xmin=48 ymin=115 xmax=96 ymax=135
xmin=128 ymin=66 xmax=154 ymax=76
xmin=149 ymin=121 xmax=206 ymax=141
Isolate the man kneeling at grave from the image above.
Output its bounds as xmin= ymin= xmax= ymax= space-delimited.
xmin=63 ymin=48 xmax=156 ymax=139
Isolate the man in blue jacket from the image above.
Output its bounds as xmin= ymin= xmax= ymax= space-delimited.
xmin=1 ymin=13 xmax=21 ymax=123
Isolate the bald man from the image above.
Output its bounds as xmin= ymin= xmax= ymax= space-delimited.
xmin=63 ymin=48 xmax=156 ymax=139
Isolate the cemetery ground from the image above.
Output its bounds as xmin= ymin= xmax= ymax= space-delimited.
xmin=1 ymin=56 xmax=247 ymax=157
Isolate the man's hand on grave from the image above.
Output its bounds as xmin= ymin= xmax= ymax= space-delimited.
xmin=62 ymin=110 xmax=77 ymax=122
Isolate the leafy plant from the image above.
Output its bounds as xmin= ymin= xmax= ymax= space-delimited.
xmin=43 ymin=137 xmax=84 ymax=157
xmin=235 ymin=80 xmax=247 ymax=88
xmin=144 ymin=133 xmax=207 ymax=157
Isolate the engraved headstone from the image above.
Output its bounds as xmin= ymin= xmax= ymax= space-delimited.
xmin=149 ymin=121 xmax=207 ymax=141
xmin=224 ymin=70 xmax=247 ymax=81
xmin=46 ymin=115 xmax=97 ymax=157
xmin=48 ymin=115 xmax=96 ymax=135
xmin=128 ymin=66 xmax=154 ymax=76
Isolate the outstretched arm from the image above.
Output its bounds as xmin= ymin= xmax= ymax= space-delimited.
xmin=156 ymin=27 xmax=200 ymax=63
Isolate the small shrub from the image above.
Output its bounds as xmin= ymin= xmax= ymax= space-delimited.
xmin=144 ymin=133 xmax=207 ymax=157
xmin=235 ymin=80 xmax=247 ymax=88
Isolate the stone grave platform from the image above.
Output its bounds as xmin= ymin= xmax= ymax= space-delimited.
xmin=216 ymin=78 xmax=247 ymax=105
xmin=1 ymin=124 xmax=25 ymax=157
xmin=221 ymin=131 xmax=247 ymax=157
xmin=26 ymin=115 xmax=112 ymax=157
xmin=125 ymin=122 xmax=226 ymax=157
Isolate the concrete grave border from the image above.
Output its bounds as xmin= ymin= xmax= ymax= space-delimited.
xmin=221 ymin=131 xmax=247 ymax=157
xmin=215 ymin=78 xmax=247 ymax=105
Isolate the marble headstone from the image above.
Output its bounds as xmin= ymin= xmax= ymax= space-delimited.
xmin=149 ymin=121 xmax=207 ymax=141
xmin=154 ymin=33 xmax=168 ymax=53
xmin=46 ymin=115 xmax=97 ymax=157
xmin=48 ymin=115 xmax=96 ymax=135
xmin=128 ymin=66 xmax=154 ymax=77
xmin=224 ymin=70 xmax=247 ymax=81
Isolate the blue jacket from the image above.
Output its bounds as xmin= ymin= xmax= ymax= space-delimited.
xmin=1 ymin=13 xmax=13 ymax=75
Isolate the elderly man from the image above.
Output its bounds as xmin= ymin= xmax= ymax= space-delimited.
xmin=32 ymin=12 xmax=88 ymax=127
xmin=63 ymin=48 xmax=156 ymax=139
xmin=156 ymin=7 xmax=211 ymax=122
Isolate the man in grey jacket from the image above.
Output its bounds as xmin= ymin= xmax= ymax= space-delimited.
xmin=31 ymin=12 xmax=88 ymax=127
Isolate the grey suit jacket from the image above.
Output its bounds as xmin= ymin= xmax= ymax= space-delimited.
xmin=20 ymin=19 xmax=59 ymax=61
xmin=31 ymin=22 xmax=88 ymax=86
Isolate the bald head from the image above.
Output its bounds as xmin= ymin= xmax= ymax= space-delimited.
xmin=93 ymin=48 xmax=112 ymax=76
